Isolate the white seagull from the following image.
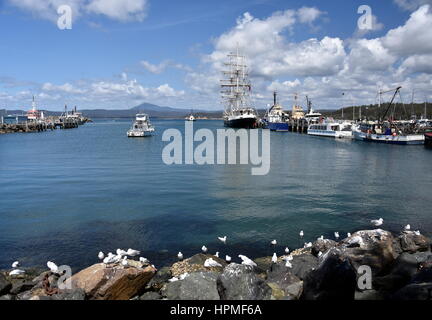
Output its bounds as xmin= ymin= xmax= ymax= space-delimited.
xmin=139 ymin=257 xmax=149 ymax=264
xmin=218 ymin=236 xmax=227 ymax=244
xmin=371 ymin=218 xmax=384 ymax=227
xmin=204 ymin=258 xmax=223 ymax=268
xmin=214 ymin=252 xmax=219 ymax=258
xmin=318 ymin=251 xmax=323 ymax=257
xmin=121 ymin=257 xmax=128 ymax=267
xmin=47 ymin=261 xmax=59 ymax=274
xmin=304 ymin=242 xmax=313 ymax=248
xmin=404 ymin=224 xmax=411 ymax=231
xmin=116 ymin=249 xmax=128 ymax=257
xmin=225 ymin=255 xmax=232 ymax=263
xmin=318 ymin=236 xmax=324 ymax=241
xmin=9 ymin=269 xmax=25 ymax=276
xmin=299 ymin=230 xmax=304 ymax=238
xmin=347 ymin=233 xmax=352 ymax=238
xmin=285 ymin=247 xmax=290 ymax=254
xmin=98 ymin=252 xmax=105 ymax=260
xmin=238 ymin=255 xmax=257 ymax=267
xmin=271 ymin=240 xmax=277 ymax=246
xmin=201 ymin=246 xmax=208 ymax=253
xmin=284 ymin=255 xmax=293 ymax=268
xmin=103 ymin=254 xmax=115 ymax=265
xmin=271 ymin=253 xmax=278 ymax=264
xmin=126 ymin=248 xmax=140 ymax=257
xmin=414 ymin=230 xmax=421 ymax=236
xmin=334 ymin=232 xmax=340 ymax=239
xmin=177 ymin=252 xmax=184 ymax=260
xmin=12 ymin=261 xmax=20 ymax=268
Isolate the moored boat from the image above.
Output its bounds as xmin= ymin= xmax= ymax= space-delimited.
xmin=425 ymin=132 xmax=432 ymax=147
xmin=308 ymin=120 xmax=353 ymax=139
xmin=221 ymin=48 xmax=258 ymax=129
xmin=263 ymin=91 xmax=290 ymax=132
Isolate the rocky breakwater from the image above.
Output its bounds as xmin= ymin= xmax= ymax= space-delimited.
xmin=0 ymin=229 xmax=431 ymax=300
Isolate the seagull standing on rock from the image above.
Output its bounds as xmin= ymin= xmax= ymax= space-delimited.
xmin=204 ymin=258 xmax=222 ymax=268
xmin=139 ymin=257 xmax=149 ymax=264
xmin=284 ymin=255 xmax=293 ymax=268
xmin=218 ymin=236 xmax=227 ymax=244
xmin=47 ymin=261 xmax=59 ymax=274
xmin=9 ymin=269 xmax=25 ymax=276
xmin=271 ymin=253 xmax=278 ymax=264
xmin=404 ymin=224 xmax=411 ymax=231
xmin=271 ymin=240 xmax=277 ymax=246
xmin=334 ymin=232 xmax=340 ymax=240
xmin=285 ymin=247 xmax=290 ymax=254
xmin=347 ymin=233 xmax=352 ymax=238
xmin=116 ymin=249 xmax=128 ymax=257
xmin=201 ymin=246 xmax=208 ymax=253
xmin=225 ymin=255 xmax=232 ymax=263
xmin=214 ymin=252 xmax=219 ymax=258
xmin=126 ymin=249 xmax=140 ymax=257
xmin=98 ymin=252 xmax=105 ymax=260
xmin=12 ymin=261 xmax=20 ymax=268
xmin=371 ymin=218 xmax=384 ymax=227
xmin=239 ymin=255 xmax=257 ymax=267
xmin=177 ymin=252 xmax=183 ymax=260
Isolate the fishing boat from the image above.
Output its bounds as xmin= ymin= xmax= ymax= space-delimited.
xmin=263 ymin=91 xmax=290 ymax=131
xmin=304 ymin=96 xmax=322 ymax=124
xmin=221 ymin=48 xmax=258 ymax=129
xmin=308 ymin=120 xmax=353 ymax=139
xmin=353 ymin=87 xmax=425 ymax=145
xmin=127 ymin=113 xmax=155 ymax=137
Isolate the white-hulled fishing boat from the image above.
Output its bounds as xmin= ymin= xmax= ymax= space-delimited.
xmin=127 ymin=113 xmax=155 ymax=137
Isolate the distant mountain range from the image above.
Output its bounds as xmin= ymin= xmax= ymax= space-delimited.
xmin=3 ymin=101 xmax=428 ymax=120
xmin=0 ymin=102 xmax=223 ymax=119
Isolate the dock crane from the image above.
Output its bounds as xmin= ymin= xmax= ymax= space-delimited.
xmin=379 ymin=86 xmax=402 ymax=122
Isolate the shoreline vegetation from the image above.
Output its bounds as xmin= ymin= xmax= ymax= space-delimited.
xmin=1 ymin=228 xmax=431 ymax=300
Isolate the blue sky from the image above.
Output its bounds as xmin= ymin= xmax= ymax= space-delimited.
xmin=1 ymin=0 xmax=432 ymax=110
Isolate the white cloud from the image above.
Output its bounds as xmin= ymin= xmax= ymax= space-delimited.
xmin=208 ymin=10 xmax=345 ymax=78
xmin=42 ymin=82 xmax=85 ymax=94
xmin=382 ymin=5 xmax=432 ymax=56
xmin=140 ymin=60 xmax=192 ymax=74
xmin=297 ymin=7 xmax=324 ymax=24
xmin=398 ymin=54 xmax=432 ymax=74
xmin=394 ymin=0 xmax=432 ymax=11
xmin=86 ymin=0 xmax=147 ymax=22
xmin=7 ymin=0 xmax=148 ymax=22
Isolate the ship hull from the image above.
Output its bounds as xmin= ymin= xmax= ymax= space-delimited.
xmin=425 ymin=132 xmax=432 ymax=147
xmin=266 ymin=122 xmax=290 ymax=132
xmin=224 ymin=117 xmax=257 ymax=129
xmin=354 ymin=131 xmax=424 ymax=145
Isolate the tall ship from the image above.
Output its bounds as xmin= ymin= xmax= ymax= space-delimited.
xmin=263 ymin=91 xmax=290 ymax=131
xmin=127 ymin=113 xmax=155 ymax=137
xmin=221 ymin=49 xmax=258 ymax=129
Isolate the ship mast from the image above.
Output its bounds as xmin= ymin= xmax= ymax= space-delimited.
xmin=220 ymin=46 xmax=252 ymax=116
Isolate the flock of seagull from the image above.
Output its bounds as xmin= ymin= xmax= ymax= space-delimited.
xmin=7 ymin=220 xmax=421 ymax=279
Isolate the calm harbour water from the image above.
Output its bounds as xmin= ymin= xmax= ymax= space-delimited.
xmin=0 ymin=119 xmax=431 ymax=271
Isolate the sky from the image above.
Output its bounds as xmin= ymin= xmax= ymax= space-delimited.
xmin=1 ymin=0 xmax=432 ymax=111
